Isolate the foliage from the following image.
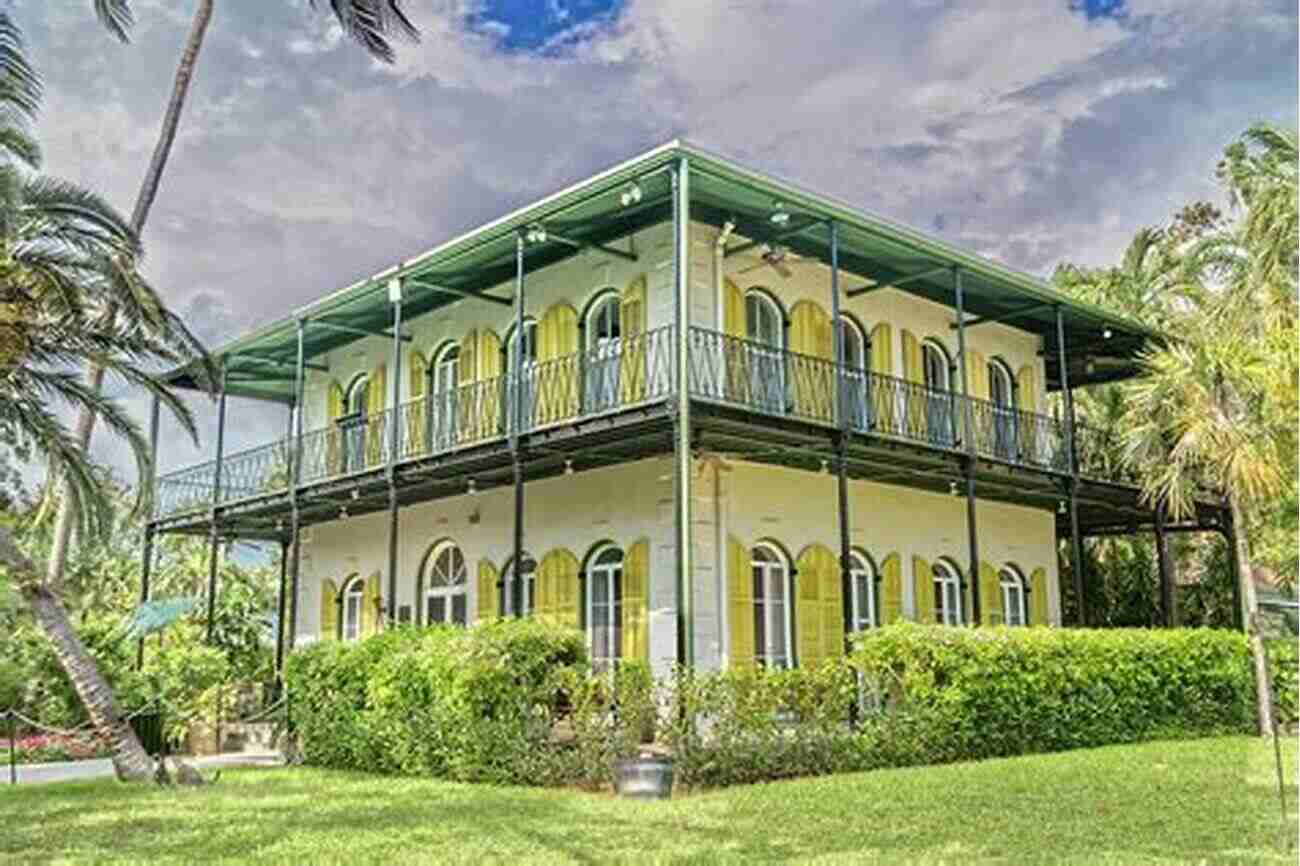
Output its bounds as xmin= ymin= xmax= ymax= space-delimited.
xmin=5 ymin=732 xmax=114 ymax=763
xmin=286 ymin=618 xmax=654 ymax=788
xmin=1267 ymin=639 xmax=1298 ymax=727
xmin=1 ymin=737 xmax=1294 ymax=864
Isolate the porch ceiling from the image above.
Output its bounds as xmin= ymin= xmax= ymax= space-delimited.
xmin=171 ymin=140 xmax=1158 ymax=403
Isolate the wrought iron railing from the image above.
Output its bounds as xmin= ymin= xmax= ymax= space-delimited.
xmin=154 ymin=324 xmax=1130 ymax=519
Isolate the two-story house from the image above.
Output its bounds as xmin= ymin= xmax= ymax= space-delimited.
xmin=147 ymin=141 xmax=1231 ymax=675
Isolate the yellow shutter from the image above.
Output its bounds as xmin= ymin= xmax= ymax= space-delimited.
xmin=965 ymin=349 xmax=988 ymax=401
xmin=980 ymin=561 xmax=1001 ymax=625
xmin=478 ymin=329 xmax=502 ymax=440
xmin=320 ymin=578 xmax=339 ymax=641
xmin=477 ymin=559 xmax=499 ymax=622
xmin=361 ymin=571 xmax=382 ymax=637
xmin=407 ymin=350 xmax=427 ymax=454
xmin=325 ymin=380 xmax=346 ymax=475
xmin=869 ymin=323 xmax=893 ymax=376
xmin=1030 ymin=567 xmax=1050 ymax=625
xmin=879 ymin=553 xmax=902 ymax=623
xmin=367 ymin=363 xmax=387 ymax=466
xmin=901 ymin=330 xmax=926 ymax=435
xmin=1016 ymin=364 xmax=1037 ymax=412
xmin=535 ymin=548 xmax=580 ymax=629
xmin=795 ymin=544 xmax=843 ymax=668
xmin=538 ymin=303 xmax=578 ymax=423
xmin=621 ymin=538 xmax=650 ymax=661
xmin=727 ymin=534 xmax=755 ymax=668
xmin=620 ymin=275 xmax=648 ymax=405
xmin=457 ymin=331 xmax=478 ymax=443
xmin=901 ymin=330 xmax=922 ymax=383
xmin=912 ymin=555 xmax=934 ymax=623
xmin=723 ymin=278 xmax=747 ymax=403
xmin=789 ymin=301 xmax=833 ymax=420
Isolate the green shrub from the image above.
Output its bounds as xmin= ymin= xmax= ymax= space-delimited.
xmin=286 ymin=619 xmax=654 ymax=787
xmin=1267 ymin=638 xmax=1298 ymax=726
xmin=850 ymin=624 xmax=1255 ymax=763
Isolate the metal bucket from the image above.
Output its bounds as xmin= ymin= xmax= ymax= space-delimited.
xmin=613 ymin=756 xmax=674 ymax=800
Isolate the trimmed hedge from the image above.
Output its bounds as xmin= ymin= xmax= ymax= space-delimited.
xmin=1267 ymin=638 xmax=1298 ymax=726
xmin=285 ymin=619 xmax=652 ymax=787
xmin=287 ymin=623 xmax=1271 ymax=790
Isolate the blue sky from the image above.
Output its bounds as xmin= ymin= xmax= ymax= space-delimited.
xmin=17 ymin=0 xmax=1299 ymax=486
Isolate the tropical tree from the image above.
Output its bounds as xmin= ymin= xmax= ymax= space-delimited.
xmin=0 ymin=11 xmax=207 ymax=780
xmin=1122 ymin=123 xmax=1298 ymax=735
xmin=42 ymin=0 xmax=421 ymax=599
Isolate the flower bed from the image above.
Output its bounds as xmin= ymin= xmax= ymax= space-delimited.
xmin=5 ymin=732 xmax=114 ymax=764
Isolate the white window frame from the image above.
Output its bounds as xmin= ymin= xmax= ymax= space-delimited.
xmin=744 ymin=290 xmax=786 ymax=413
xmin=1000 ymin=566 xmax=1028 ymax=627
xmin=752 ymin=543 xmax=793 ymax=668
xmin=341 ymin=575 xmax=364 ymax=642
xmin=585 ymin=291 xmax=622 ymax=410
xmin=346 ymin=373 xmax=371 ymax=417
xmin=921 ymin=340 xmax=949 ymax=392
xmin=432 ymin=343 xmax=459 ymax=394
xmin=424 ymin=540 xmax=468 ymax=626
xmin=849 ymin=550 xmax=877 ymax=631
xmin=586 ymin=544 xmax=624 ymax=670
xmin=932 ymin=559 xmax=963 ymax=626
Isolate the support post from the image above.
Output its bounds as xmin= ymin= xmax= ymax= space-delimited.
xmin=205 ymin=362 xmax=228 ymax=644
xmin=829 ymin=220 xmax=855 ymax=644
xmin=385 ymin=279 xmax=403 ymax=624
xmin=287 ymin=319 xmax=306 ymax=645
xmin=673 ymin=157 xmax=693 ymax=666
xmin=1055 ymin=306 xmax=1086 ymax=625
xmin=1222 ymin=501 xmax=1244 ymax=631
xmin=273 ymin=539 xmax=289 ymax=682
xmin=137 ymin=393 xmax=161 ymax=669
xmin=509 ymin=232 xmax=526 ymax=612
xmin=953 ymin=268 xmax=981 ymax=625
xmin=1154 ymin=497 xmax=1175 ymax=627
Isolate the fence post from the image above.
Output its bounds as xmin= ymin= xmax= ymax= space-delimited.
xmin=8 ymin=710 xmax=16 ymax=785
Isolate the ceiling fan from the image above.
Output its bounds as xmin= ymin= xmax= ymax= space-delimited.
xmin=736 ymin=244 xmax=797 ymax=279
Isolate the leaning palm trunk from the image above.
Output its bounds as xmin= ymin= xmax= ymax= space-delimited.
xmin=0 ymin=527 xmax=152 ymax=780
xmin=1229 ymin=495 xmax=1275 ymax=735
xmin=44 ymin=0 xmax=214 ymax=586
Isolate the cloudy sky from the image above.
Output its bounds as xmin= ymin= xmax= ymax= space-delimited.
xmin=17 ymin=0 xmax=1298 ymax=479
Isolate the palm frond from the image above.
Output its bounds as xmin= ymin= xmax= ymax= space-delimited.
xmin=312 ymin=0 xmax=419 ymax=63
xmin=92 ymin=0 xmax=136 ymax=43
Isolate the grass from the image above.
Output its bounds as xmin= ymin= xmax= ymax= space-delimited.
xmin=2 ymin=736 xmax=1295 ymax=865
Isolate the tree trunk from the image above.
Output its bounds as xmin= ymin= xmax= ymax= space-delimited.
xmin=0 ymin=528 xmax=152 ymax=781
xmin=38 ymin=0 xmax=215 ymax=778
xmin=1229 ymin=494 xmax=1274 ymax=735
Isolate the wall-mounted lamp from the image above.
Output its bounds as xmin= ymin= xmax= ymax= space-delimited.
xmin=339 ymin=506 xmax=349 ymax=519
xmin=467 ymin=478 xmax=478 ymax=496
xmin=619 ymin=183 xmax=643 ymax=208
xmin=350 ymin=488 xmax=360 ymax=500
xmin=949 ymin=480 xmax=960 ymax=496
xmin=564 ymin=459 xmax=574 ymax=476
xmin=769 ymin=201 xmax=791 ymax=226
xmin=1058 ymin=500 xmax=1067 ymax=515
xmin=524 ymin=224 xmax=547 ymax=244
xmin=820 ymin=459 xmax=829 ymax=475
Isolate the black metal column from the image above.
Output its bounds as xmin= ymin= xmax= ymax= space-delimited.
xmin=509 ymin=232 xmax=526 ymax=613
xmin=953 ymin=268 xmax=981 ymax=625
xmin=1154 ymin=498 xmax=1175 ymax=627
xmin=136 ymin=393 xmax=161 ymax=669
xmin=829 ymin=220 xmax=854 ymax=643
xmin=672 ymin=157 xmax=693 ymax=666
xmin=386 ymin=278 xmax=403 ymax=625
xmin=273 ymin=539 xmax=289 ymax=679
xmin=1055 ymin=306 xmax=1086 ymax=625
xmin=205 ymin=362 xmax=228 ymax=643
xmin=287 ymin=319 xmax=306 ymax=645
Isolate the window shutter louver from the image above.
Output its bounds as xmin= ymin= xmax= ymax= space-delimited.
xmin=723 ymin=278 xmax=747 ymax=402
xmin=320 ymin=579 xmax=338 ymax=641
xmin=1016 ymin=364 xmax=1037 ymax=412
xmin=980 ymin=561 xmax=1001 ymax=625
xmin=621 ymin=539 xmax=650 ymax=661
xmin=879 ymin=553 xmax=902 ymax=623
xmin=727 ymin=534 xmax=755 ymax=668
xmin=912 ymin=555 xmax=934 ymax=623
xmin=538 ymin=303 xmax=578 ymax=421
xmin=789 ymin=301 xmax=833 ymax=419
xmin=326 ymin=380 xmax=346 ymax=474
xmin=870 ymin=323 xmax=893 ymax=375
xmin=620 ymin=276 xmax=647 ymax=404
xmin=477 ymin=559 xmax=499 ymax=623
xmin=1030 ymin=567 xmax=1050 ymax=625
xmin=407 ymin=350 xmax=427 ymax=454
xmin=362 ymin=571 xmax=382 ymax=636
xmin=795 ymin=543 xmax=842 ymax=668
xmin=367 ymin=363 xmax=387 ymax=466
xmin=478 ymin=329 xmax=502 ymax=438
xmin=536 ymin=548 xmax=580 ymax=629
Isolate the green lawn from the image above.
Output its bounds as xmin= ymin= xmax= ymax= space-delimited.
xmin=2 ymin=736 xmax=1295 ymax=865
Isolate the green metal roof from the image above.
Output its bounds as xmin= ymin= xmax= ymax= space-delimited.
xmin=174 ymin=140 xmax=1157 ymax=403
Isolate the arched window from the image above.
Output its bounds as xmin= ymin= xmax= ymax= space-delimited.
xmin=849 ymin=550 xmax=877 ymax=631
xmin=431 ymin=343 xmax=459 ymax=395
xmin=341 ymin=575 xmax=365 ymax=642
xmin=932 ymin=559 xmax=963 ymax=625
xmin=838 ymin=319 xmax=866 ymax=371
xmin=506 ymin=318 xmax=538 ymax=371
xmin=506 ymin=318 xmax=538 ymax=431
xmin=504 ymin=551 xmax=536 ymax=617
xmin=585 ymin=291 xmax=622 ymax=411
xmin=587 ymin=544 xmax=624 ymax=670
xmin=745 ymin=290 xmax=783 ymax=349
xmin=424 ymin=541 xmax=468 ymax=625
xmin=921 ymin=340 xmax=949 ymax=391
xmin=429 ymin=343 xmax=460 ymax=449
xmin=1000 ymin=565 xmax=1027 ymax=627
xmin=839 ymin=318 xmax=869 ymax=429
xmin=745 ymin=291 xmax=785 ymax=413
xmin=752 ymin=542 xmax=792 ymax=668
xmin=987 ymin=359 xmax=1014 ymax=409
xmin=987 ymin=358 xmax=1017 ymax=459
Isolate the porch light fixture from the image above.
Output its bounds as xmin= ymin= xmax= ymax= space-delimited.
xmin=351 ymin=488 xmax=360 ymax=500
xmin=1102 ymin=328 xmax=1113 ymax=339
xmin=619 ymin=183 xmax=643 ymax=208
xmin=769 ymin=201 xmax=791 ymax=227
xmin=820 ymin=459 xmax=829 ymax=474
xmin=339 ymin=506 xmax=349 ymax=519
xmin=524 ymin=224 xmax=548 ymax=244
xmin=1058 ymin=500 xmax=1067 ymax=514
xmin=467 ymin=478 xmax=478 ymax=496
xmin=949 ymin=480 xmax=959 ymax=496
xmin=564 ymin=459 xmax=574 ymax=475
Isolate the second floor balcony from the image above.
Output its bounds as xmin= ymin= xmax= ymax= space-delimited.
xmin=153 ymin=324 xmax=1124 ymax=521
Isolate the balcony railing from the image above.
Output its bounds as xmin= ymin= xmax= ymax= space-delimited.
xmin=153 ymin=324 xmax=1120 ymax=519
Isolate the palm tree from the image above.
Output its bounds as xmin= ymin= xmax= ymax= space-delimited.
xmin=1122 ymin=125 xmax=1298 ymax=735
xmin=0 ymin=12 xmax=209 ymax=780
xmin=43 ymin=0 xmax=421 ymax=594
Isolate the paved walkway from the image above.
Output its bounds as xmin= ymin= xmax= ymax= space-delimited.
xmin=6 ymin=751 xmax=283 ymax=785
